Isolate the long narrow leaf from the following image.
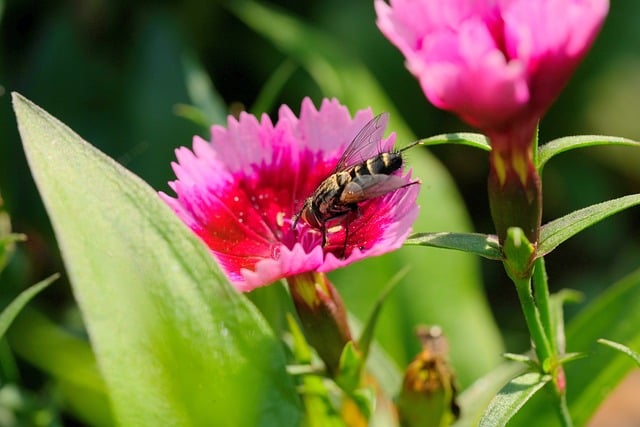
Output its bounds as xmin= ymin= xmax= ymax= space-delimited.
xmin=418 ymin=133 xmax=491 ymax=151
xmin=0 ymin=274 xmax=58 ymax=338
xmin=13 ymin=93 xmax=300 ymax=426
xmin=358 ymin=266 xmax=409 ymax=361
xmin=479 ymin=372 xmax=551 ymax=427
xmin=537 ymin=135 xmax=640 ymax=171
xmin=180 ymin=52 xmax=228 ymax=126
xmin=405 ymin=232 xmax=502 ymax=260
xmin=453 ymin=362 xmax=526 ymax=427
xmin=597 ymin=339 xmax=640 ymax=366
xmin=251 ymin=59 xmax=298 ymax=115
xmin=538 ymin=194 xmax=640 ymax=256
xmin=9 ymin=308 xmax=113 ymax=426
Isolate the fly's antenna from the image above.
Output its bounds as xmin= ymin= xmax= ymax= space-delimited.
xmin=398 ymin=139 xmax=422 ymax=153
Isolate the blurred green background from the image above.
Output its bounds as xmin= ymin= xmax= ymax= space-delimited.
xmin=1 ymin=0 xmax=639 ymax=425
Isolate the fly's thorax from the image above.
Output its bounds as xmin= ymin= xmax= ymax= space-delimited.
xmin=334 ymin=171 xmax=351 ymax=186
xmin=314 ymin=174 xmax=347 ymax=200
xmin=309 ymin=172 xmax=350 ymax=218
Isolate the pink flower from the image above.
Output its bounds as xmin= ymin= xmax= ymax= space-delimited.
xmin=376 ymin=0 xmax=608 ymax=142
xmin=161 ymin=98 xmax=419 ymax=292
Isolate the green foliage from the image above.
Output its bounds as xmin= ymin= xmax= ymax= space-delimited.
xmin=538 ymin=193 xmax=640 ymax=257
xmin=405 ymin=232 xmax=502 ymax=260
xmin=597 ymin=339 xmax=640 ymax=366
xmin=286 ymin=314 xmax=345 ymax=427
xmin=13 ymin=94 xmax=301 ymax=426
xmin=537 ymin=135 xmax=640 ymax=172
xmin=418 ymin=133 xmax=491 ymax=152
xmin=0 ymin=275 xmax=57 ymax=339
xmin=512 ymin=267 xmax=640 ymax=426
xmin=479 ymin=372 xmax=551 ymax=427
xmin=453 ymin=362 xmax=526 ymax=427
xmin=0 ymin=193 xmax=25 ymax=273
xmin=357 ymin=267 xmax=409 ymax=362
xmin=174 ymin=53 xmax=229 ymax=128
xmin=8 ymin=309 xmax=112 ymax=426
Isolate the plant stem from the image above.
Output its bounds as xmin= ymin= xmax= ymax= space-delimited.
xmin=555 ymin=390 xmax=573 ymax=427
xmin=533 ymin=257 xmax=555 ymax=354
xmin=513 ymin=275 xmax=553 ymax=366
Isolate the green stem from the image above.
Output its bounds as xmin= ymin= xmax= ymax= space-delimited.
xmin=533 ymin=257 xmax=555 ymax=354
xmin=555 ymin=389 xmax=573 ymax=427
xmin=512 ymin=275 xmax=553 ymax=367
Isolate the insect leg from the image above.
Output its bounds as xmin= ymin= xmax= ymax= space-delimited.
xmin=321 ymin=222 xmax=327 ymax=247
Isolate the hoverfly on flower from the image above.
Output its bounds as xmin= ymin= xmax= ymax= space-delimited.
xmin=293 ymin=112 xmax=421 ymax=250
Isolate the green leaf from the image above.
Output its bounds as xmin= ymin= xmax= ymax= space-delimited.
xmin=405 ymin=232 xmax=502 ymax=260
xmin=357 ymin=266 xmax=409 ymax=361
xmin=537 ymin=135 xmax=640 ymax=172
xmin=548 ymin=288 xmax=584 ymax=355
xmin=173 ymin=103 xmax=214 ymax=129
xmin=335 ymin=342 xmax=375 ymax=422
xmin=348 ymin=387 xmax=375 ymax=423
xmin=0 ymin=233 xmax=26 ymax=273
xmin=0 ymin=192 xmax=27 ymax=272
xmin=479 ymin=372 xmax=551 ymax=427
xmin=251 ymin=59 xmax=298 ymax=115
xmin=8 ymin=308 xmax=113 ymax=426
xmin=286 ymin=315 xmax=345 ymax=427
xmin=0 ymin=191 xmax=11 ymax=237
xmin=336 ymin=341 xmax=363 ymax=394
xmin=511 ymin=267 xmax=640 ymax=426
xmin=287 ymin=312 xmax=313 ymax=365
xmin=452 ymin=362 xmax=526 ymax=427
xmin=556 ymin=352 xmax=586 ymax=365
xmin=502 ymin=353 xmax=536 ymax=367
xmin=0 ymin=274 xmax=58 ymax=339
xmin=538 ymin=193 xmax=640 ymax=256
xmin=179 ymin=52 xmax=228 ymax=126
xmin=418 ymin=133 xmax=491 ymax=152
xmin=597 ymin=339 xmax=640 ymax=366
xmin=13 ymin=93 xmax=301 ymax=426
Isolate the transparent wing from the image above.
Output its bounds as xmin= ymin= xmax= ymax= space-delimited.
xmin=334 ymin=112 xmax=389 ymax=172
xmin=339 ymin=174 xmax=411 ymax=204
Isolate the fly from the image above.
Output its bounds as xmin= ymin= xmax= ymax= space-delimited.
xmin=292 ymin=112 xmax=420 ymax=250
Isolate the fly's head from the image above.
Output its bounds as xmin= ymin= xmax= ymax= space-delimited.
xmin=292 ymin=197 xmax=323 ymax=232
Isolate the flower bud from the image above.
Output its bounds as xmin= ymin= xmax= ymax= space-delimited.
xmin=287 ymin=272 xmax=354 ymax=376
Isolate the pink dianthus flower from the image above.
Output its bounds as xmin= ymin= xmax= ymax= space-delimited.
xmin=161 ymin=98 xmax=419 ymax=292
xmin=376 ymin=0 xmax=608 ymax=141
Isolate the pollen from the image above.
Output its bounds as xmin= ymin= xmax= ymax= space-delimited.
xmin=276 ymin=211 xmax=286 ymax=227
xmin=327 ymin=224 xmax=343 ymax=233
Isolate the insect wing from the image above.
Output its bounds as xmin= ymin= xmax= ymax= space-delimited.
xmin=339 ymin=174 xmax=409 ymax=204
xmin=334 ymin=112 xmax=389 ymax=172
